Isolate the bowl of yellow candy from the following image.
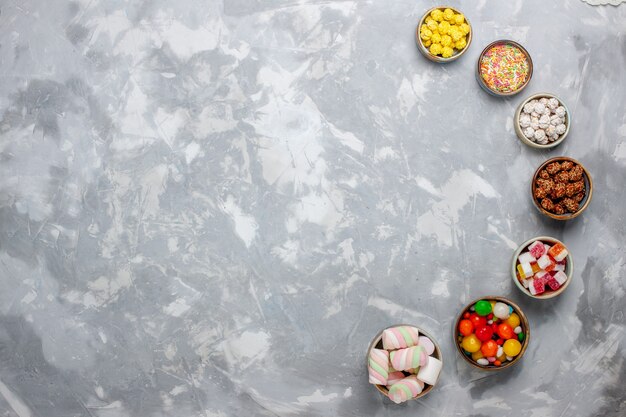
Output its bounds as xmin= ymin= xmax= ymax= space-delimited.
xmin=416 ymin=6 xmax=472 ymax=63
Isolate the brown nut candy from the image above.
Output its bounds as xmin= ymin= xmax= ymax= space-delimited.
xmin=560 ymin=161 xmax=574 ymax=171
xmin=541 ymin=198 xmax=555 ymax=211
xmin=553 ymin=203 xmax=566 ymax=215
xmin=546 ymin=162 xmax=562 ymax=175
xmin=574 ymin=192 xmax=585 ymax=202
xmin=562 ymin=197 xmax=579 ymax=213
xmin=535 ymin=187 xmax=548 ymax=199
xmin=572 ymin=180 xmax=585 ymax=194
xmin=555 ymin=171 xmax=570 ymax=184
xmin=569 ymin=165 xmax=584 ymax=181
xmin=552 ymin=182 xmax=567 ymax=199
xmin=539 ymin=170 xmax=550 ymax=179
xmin=536 ymin=178 xmax=555 ymax=193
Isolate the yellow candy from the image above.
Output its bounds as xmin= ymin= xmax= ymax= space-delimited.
xmin=429 ymin=43 xmax=442 ymax=55
xmin=425 ymin=16 xmax=434 ymax=24
xmin=423 ymin=39 xmax=431 ymax=47
xmin=490 ymin=300 xmax=496 ymax=309
xmin=431 ymin=33 xmax=441 ymax=44
xmin=450 ymin=29 xmax=463 ymax=42
xmin=441 ymin=46 xmax=454 ymax=58
xmin=420 ymin=28 xmax=432 ymax=41
xmin=431 ymin=9 xmax=444 ymax=22
xmin=438 ymin=21 xmax=451 ymax=35
xmin=497 ymin=353 xmax=507 ymax=362
xmin=503 ymin=339 xmax=522 ymax=357
xmin=506 ymin=313 xmax=521 ymax=328
xmin=455 ymin=38 xmax=467 ymax=50
xmin=471 ymin=350 xmax=484 ymax=361
xmin=440 ymin=35 xmax=452 ymax=47
xmin=460 ymin=23 xmax=470 ymax=35
xmin=461 ymin=334 xmax=482 ymax=353
xmin=426 ymin=19 xmax=438 ymax=31
xmin=443 ymin=8 xmax=454 ymax=21
xmin=454 ymin=14 xmax=465 ymax=25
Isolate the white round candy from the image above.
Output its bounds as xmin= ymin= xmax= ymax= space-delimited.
xmin=555 ymin=106 xmax=566 ymax=118
xmin=550 ymin=115 xmax=561 ymax=126
xmin=539 ymin=97 xmax=548 ymax=105
xmin=539 ymin=115 xmax=550 ymax=129
xmin=523 ymin=102 xmax=535 ymax=114
xmin=514 ymin=326 xmax=522 ymax=334
xmin=487 ymin=320 xmax=493 ymax=325
xmin=493 ymin=302 xmax=511 ymax=319
xmin=534 ymin=129 xmax=546 ymax=141
xmin=524 ymin=127 xmax=535 ymax=139
xmin=477 ymin=358 xmax=489 ymax=366
xmin=547 ymin=98 xmax=559 ymax=110
xmin=496 ymin=346 xmax=504 ymax=357
xmin=550 ymin=133 xmax=559 ymax=141
xmin=534 ymin=103 xmax=546 ymax=114
xmin=546 ymin=125 xmax=556 ymax=136
xmin=519 ymin=114 xmax=531 ymax=128
xmin=506 ymin=356 xmax=514 ymax=361
xmin=531 ymin=111 xmax=539 ymax=118
xmin=530 ymin=117 xmax=539 ymax=130
xmin=556 ymin=124 xmax=567 ymax=135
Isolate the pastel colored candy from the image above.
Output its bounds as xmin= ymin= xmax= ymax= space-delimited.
xmin=518 ymin=251 xmax=536 ymax=264
xmin=493 ymin=302 xmax=511 ymax=320
xmin=553 ymin=270 xmax=568 ymax=285
xmin=418 ymin=335 xmax=435 ymax=355
xmin=528 ymin=240 xmax=546 ymax=258
xmin=388 ymin=376 xmax=424 ymax=404
xmin=386 ymin=371 xmax=406 ymax=387
xmin=390 ymin=346 xmax=428 ymax=372
xmin=548 ymin=243 xmax=569 ymax=262
xmin=537 ymin=254 xmax=555 ymax=271
xmin=368 ymin=348 xmax=389 ymax=385
xmin=382 ymin=326 xmax=419 ymax=350
xmin=417 ymin=356 xmax=442 ymax=386
xmin=517 ymin=262 xmax=533 ymax=279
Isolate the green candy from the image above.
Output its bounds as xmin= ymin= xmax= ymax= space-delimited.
xmin=474 ymin=300 xmax=492 ymax=316
xmin=518 ymin=332 xmax=525 ymax=342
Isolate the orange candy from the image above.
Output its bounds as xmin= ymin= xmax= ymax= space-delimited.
xmin=480 ymin=340 xmax=498 ymax=357
xmin=494 ymin=360 xmax=502 ymax=366
xmin=497 ymin=323 xmax=515 ymax=340
xmin=458 ymin=319 xmax=474 ymax=336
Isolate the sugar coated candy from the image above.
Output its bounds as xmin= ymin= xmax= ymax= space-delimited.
xmin=553 ymin=270 xmax=568 ymax=285
xmin=548 ymin=242 xmax=569 ymax=262
xmin=537 ymin=254 xmax=555 ymax=271
xmin=518 ymin=251 xmax=536 ymax=264
xmin=528 ymin=240 xmax=546 ymax=258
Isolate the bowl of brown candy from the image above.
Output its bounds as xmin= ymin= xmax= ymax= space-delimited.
xmin=531 ymin=157 xmax=592 ymax=220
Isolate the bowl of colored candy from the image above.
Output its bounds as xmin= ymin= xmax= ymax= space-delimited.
xmin=531 ymin=157 xmax=593 ymax=220
xmin=476 ymin=40 xmax=533 ymax=96
xmin=512 ymin=237 xmax=573 ymax=299
xmin=454 ymin=297 xmax=530 ymax=370
xmin=416 ymin=6 xmax=472 ymax=63
xmin=367 ymin=325 xmax=443 ymax=403
xmin=514 ymin=93 xmax=570 ymax=148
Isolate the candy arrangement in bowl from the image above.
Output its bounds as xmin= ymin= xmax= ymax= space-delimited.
xmin=531 ymin=157 xmax=593 ymax=220
xmin=416 ymin=6 xmax=472 ymax=62
xmin=367 ymin=325 xmax=443 ymax=403
xmin=454 ymin=297 xmax=529 ymax=370
xmin=512 ymin=237 xmax=573 ymax=299
xmin=477 ymin=40 xmax=533 ymax=96
xmin=515 ymin=93 xmax=570 ymax=148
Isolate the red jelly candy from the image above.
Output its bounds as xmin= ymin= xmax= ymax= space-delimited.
xmin=547 ymin=276 xmax=561 ymax=291
xmin=532 ymin=276 xmax=546 ymax=295
xmin=469 ymin=314 xmax=487 ymax=329
xmin=475 ymin=325 xmax=494 ymax=342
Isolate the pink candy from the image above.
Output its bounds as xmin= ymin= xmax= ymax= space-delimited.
xmin=390 ymin=346 xmax=428 ymax=371
xmin=528 ymin=240 xmax=546 ymax=258
xmin=382 ymin=326 xmax=419 ymax=350
xmin=388 ymin=376 xmax=424 ymax=404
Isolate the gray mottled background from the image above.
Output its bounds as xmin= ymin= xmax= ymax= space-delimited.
xmin=0 ymin=0 xmax=625 ymax=416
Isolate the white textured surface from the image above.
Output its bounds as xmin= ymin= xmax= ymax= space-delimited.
xmin=0 ymin=1 xmax=625 ymax=416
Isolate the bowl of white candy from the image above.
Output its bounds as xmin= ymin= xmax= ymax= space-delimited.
xmin=514 ymin=93 xmax=570 ymax=149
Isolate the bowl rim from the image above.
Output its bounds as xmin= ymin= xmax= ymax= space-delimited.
xmin=530 ymin=156 xmax=593 ymax=220
xmin=367 ymin=324 xmax=443 ymax=400
xmin=511 ymin=236 xmax=574 ymax=299
xmin=476 ymin=39 xmax=533 ymax=96
xmin=453 ymin=296 xmax=530 ymax=371
xmin=415 ymin=6 xmax=472 ymax=63
xmin=514 ymin=93 xmax=571 ymax=149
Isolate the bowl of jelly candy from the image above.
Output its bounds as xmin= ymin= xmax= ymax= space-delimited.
xmin=453 ymin=297 xmax=530 ymax=370
xmin=512 ymin=236 xmax=573 ymax=299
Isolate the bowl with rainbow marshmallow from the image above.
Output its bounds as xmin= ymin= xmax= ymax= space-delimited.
xmin=367 ymin=325 xmax=443 ymax=403
xmin=454 ymin=297 xmax=530 ymax=370
xmin=512 ymin=237 xmax=573 ymax=299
